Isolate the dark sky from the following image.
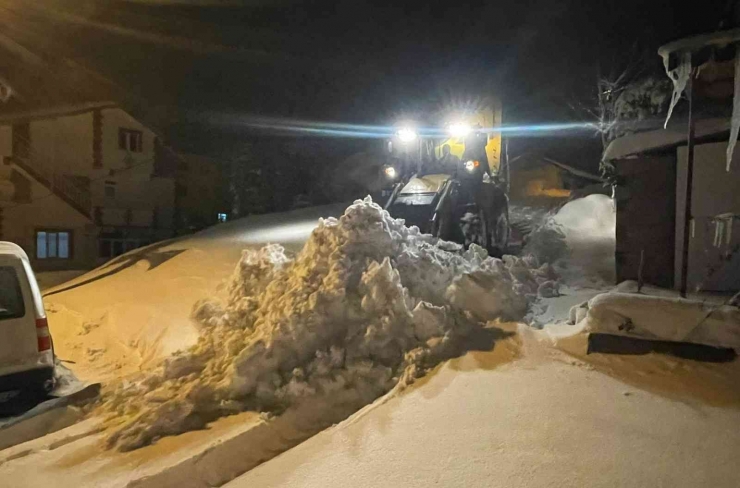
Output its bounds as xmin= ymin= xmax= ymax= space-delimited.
xmin=0 ymin=0 xmax=732 ymax=161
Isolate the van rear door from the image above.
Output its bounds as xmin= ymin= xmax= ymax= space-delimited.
xmin=0 ymin=258 xmax=39 ymax=367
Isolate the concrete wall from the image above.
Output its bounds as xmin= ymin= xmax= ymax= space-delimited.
xmin=676 ymin=142 xmax=740 ymax=291
xmin=28 ymin=113 xmax=93 ymax=175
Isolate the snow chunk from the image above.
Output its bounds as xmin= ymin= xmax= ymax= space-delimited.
xmin=575 ymin=292 xmax=740 ymax=350
xmin=524 ymin=195 xmax=615 ymax=287
xmin=98 ymin=197 xmax=542 ymax=451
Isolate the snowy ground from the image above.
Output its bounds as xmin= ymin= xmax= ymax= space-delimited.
xmin=2 ymin=195 xmax=739 ymax=488
xmin=42 ymin=203 xmax=348 ymax=383
xmin=226 ymin=325 xmax=740 ymax=488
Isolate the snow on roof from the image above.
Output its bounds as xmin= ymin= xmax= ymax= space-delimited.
xmin=603 ymin=118 xmax=731 ymax=161
xmin=542 ymin=157 xmax=604 ymax=183
xmin=658 ymin=28 xmax=740 ymax=58
xmin=0 ymin=101 xmax=117 ymax=124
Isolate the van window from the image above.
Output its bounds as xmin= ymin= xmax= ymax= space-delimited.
xmin=0 ymin=266 xmax=25 ymax=321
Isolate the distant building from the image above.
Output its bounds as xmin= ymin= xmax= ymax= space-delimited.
xmin=507 ymin=154 xmax=605 ymax=203
xmin=604 ymin=29 xmax=740 ymax=292
xmin=175 ymin=153 xmax=229 ymax=232
xmin=0 ymin=102 xmax=179 ymax=271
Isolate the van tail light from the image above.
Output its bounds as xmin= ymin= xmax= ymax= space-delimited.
xmin=36 ymin=317 xmax=51 ymax=352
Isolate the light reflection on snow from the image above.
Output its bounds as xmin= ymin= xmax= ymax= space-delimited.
xmin=235 ymin=220 xmax=320 ymax=244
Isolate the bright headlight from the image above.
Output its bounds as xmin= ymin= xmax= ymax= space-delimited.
xmin=448 ymin=122 xmax=471 ymax=138
xmin=464 ymin=160 xmax=479 ymax=172
xmin=384 ymin=165 xmax=397 ymax=179
xmin=396 ymin=127 xmax=417 ymax=143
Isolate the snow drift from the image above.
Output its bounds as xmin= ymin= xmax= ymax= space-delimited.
xmin=524 ymin=194 xmax=615 ymax=286
xmin=97 ymin=198 xmax=551 ymax=451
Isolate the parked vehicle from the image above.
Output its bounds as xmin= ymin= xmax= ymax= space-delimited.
xmin=0 ymin=242 xmax=55 ymax=404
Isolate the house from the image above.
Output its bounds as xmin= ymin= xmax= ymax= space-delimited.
xmin=603 ymin=29 xmax=740 ymax=292
xmin=507 ymin=153 xmax=604 ymax=203
xmin=0 ymin=102 xmax=179 ymax=271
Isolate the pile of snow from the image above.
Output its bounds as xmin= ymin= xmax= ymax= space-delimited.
xmin=97 ymin=198 xmax=554 ymax=451
xmin=524 ymin=194 xmax=615 ymax=287
xmin=571 ymin=291 xmax=740 ymax=350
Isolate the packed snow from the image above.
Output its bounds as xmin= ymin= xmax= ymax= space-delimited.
xmin=572 ymin=289 xmax=740 ymax=350
xmin=524 ymin=194 xmax=615 ymax=288
xmin=94 ymin=197 xmax=552 ymax=451
xmin=42 ymin=204 xmax=346 ymax=383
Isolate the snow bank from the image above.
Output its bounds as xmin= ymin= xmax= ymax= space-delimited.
xmin=524 ymin=194 xmax=615 ymax=287
xmin=574 ymin=292 xmax=740 ymax=350
xmin=97 ymin=198 xmax=547 ymax=451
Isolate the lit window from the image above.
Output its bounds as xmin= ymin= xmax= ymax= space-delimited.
xmin=48 ymin=232 xmax=57 ymax=258
xmin=36 ymin=230 xmax=71 ymax=259
xmin=118 ymin=128 xmax=143 ymax=152
xmin=58 ymin=232 xmax=69 ymax=258
xmin=217 ymin=213 xmax=228 ymax=223
xmin=36 ymin=232 xmax=47 ymax=259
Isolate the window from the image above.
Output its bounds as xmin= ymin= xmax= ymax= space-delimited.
xmin=217 ymin=213 xmax=228 ymax=223
xmin=118 ymin=128 xmax=143 ymax=152
xmin=0 ymin=266 xmax=25 ymax=320
xmin=36 ymin=230 xmax=71 ymax=259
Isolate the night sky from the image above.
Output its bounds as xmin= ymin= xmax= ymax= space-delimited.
xmin=0 ymin=0 xmax=733 ymax=166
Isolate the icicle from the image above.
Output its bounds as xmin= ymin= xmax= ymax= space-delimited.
xmin=727 ymin=47 xmax=740 ymax=171
xmin=663 ymin=51 xmax=692 ymax=128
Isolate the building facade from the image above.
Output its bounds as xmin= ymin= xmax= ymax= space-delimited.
xmin=0 ymin=102 xmax=178 ymax=271
xmin=604 ymin=28 xmax=740 ymax=292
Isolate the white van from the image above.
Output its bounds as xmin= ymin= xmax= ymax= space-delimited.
xmin=0 ymin=242 xmax=55 ymax=402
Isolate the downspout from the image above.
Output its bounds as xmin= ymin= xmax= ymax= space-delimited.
xmin=680 ymin=71 xmax=696 ymax=298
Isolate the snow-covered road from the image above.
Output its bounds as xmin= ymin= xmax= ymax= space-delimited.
xmin=3 ymin=196 xmax=739 ymax=488
xmin=42 ymin=203 xmax=348 ymax=383
xmin=226 ymin=326 xmax=740 ymax=488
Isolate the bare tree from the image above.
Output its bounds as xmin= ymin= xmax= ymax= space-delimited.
xmin=570 ymin=46 xmax=669 ymax=159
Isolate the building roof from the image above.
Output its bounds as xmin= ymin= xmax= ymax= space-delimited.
xmin=509 ymin=152 xmax=603 ymax=182
xmin=659 ymin=28 xmax=740 ymax=59
xmin=0 ymin=101 xmax=118 ymax=124
xmin=603 ymin=117 xmax=731 ymax=160
xmin=541 ymin=157 xmax=604 ymax=183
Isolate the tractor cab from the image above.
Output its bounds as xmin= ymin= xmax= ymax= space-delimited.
xmin=382 ymin=111 xmax=510 ymax=255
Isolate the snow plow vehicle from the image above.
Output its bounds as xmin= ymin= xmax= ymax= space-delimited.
xmin=382 ymin=106 xmax=510 ymax=255
xmin=385 ymin=156 xmax=510 ymax=255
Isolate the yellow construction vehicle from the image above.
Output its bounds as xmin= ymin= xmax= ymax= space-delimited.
xmin=381 ymin=100 xmax=509 ymax=255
